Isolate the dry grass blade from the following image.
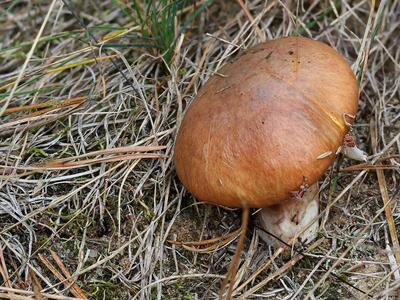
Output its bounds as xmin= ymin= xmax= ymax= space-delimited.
xmin=46 ymin=55 xmax=117 ymax=74
xmin=12 ymin=97 xmax=86 ymax=122
xmin=0 ymin=245 xmax=11 ymax=289
xmin=168 ymin=228 xmax=241 ymax=246
xmin=0 ymin=293 xmax=35 ymax=300
xmin=180 ymin=242 xmax=233 ymax=253
xmin=38 ymin=254 xmax=70 ymax=289
xmin=353 ymin=0 xmax=383 ymax=82
xmin=0 ymin=0 xmax=58 ymax=116
xmin=49 ymin=145 xmax=167 ymax=163
xmin=1 ymin=0 xmax=399 ymax=298
xmin=38 ymin=254 xmax=85 ymax=299
xmin=3 ymin=96 xmax=86 ymax=115
xmin=239 ymin=238 xmax=324 ymax=299
xmin=29 ymin=268 xmax=43 ymax=300
xmin=0 ymin=106 xmax=83 ymax=138
xmin=235 ymin=245 xmax=286 ymax=292
xmin=49 ymin=250 xmax=88 ymax=300
xmin=1 ymin=160 xmax=126 ymax=235
xmin=32 ymin=153 xmax=167 ymax=169
xmin=370 ymin=120 xmax=400 ymax=266
xmin=304 ymin=184 xmax=399 ymax=299
xmin=340 ymin=163 xmax=399 ymax=172
xmin=366 ymin=264 xmax=400 ymax=296
xmin=235 ymin=0 xmax=266 ymax=42
xmin=239 ymin=129 xmax=400 ymax=297
xmin=0 ymin=287 xmax=82 ymax=300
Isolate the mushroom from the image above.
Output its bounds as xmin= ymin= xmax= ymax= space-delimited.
xmin=173 ymin=36 xmax=358 ymax=294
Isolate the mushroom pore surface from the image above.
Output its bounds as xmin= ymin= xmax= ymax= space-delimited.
xmin=174 ymin=36 xmax=358 ymax=208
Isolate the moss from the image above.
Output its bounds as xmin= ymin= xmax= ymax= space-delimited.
xmin=154 ymin=281 xmax=197 ymax=300
xmin=86 ymin=280 xmax=131 ymax=299
xmin=27 ymin=147 xmax=48 ymax=157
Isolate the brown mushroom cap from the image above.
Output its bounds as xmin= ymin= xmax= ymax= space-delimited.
xmin=174 ymin=36 xmax=358 ymax=208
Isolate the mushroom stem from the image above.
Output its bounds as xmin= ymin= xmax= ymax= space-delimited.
xmin=257 ymin=183 xmax=319 ymax=246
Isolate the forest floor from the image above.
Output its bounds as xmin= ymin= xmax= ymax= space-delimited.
xmin=0 ymin=0 xmax=399 ymax=299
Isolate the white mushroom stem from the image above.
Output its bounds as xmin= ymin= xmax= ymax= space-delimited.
xmin=257 ymin=183 xmax=319 ymax=247
xmin=338 ymin=145 xmax=368 ymax=162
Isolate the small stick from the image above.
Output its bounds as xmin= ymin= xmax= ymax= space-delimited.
xmin=38 ymin=254 xmax=68 ymax=285
xmin=341 ymin=163 xmax=398 ymax=172
xmin=38 ymin=254 xmax=85 ymax=299
xmin=168 ymin=228 xmax=241 ymax=246
xmin=0 ymin=245 xmax=11 ymax=288
xmin=29 ymin=268 xmax=43 ymax=300
xmin=50 ymin=250 xmax=88 ymax=300
xmin=181 ymin=236 xmax=239 ymax=253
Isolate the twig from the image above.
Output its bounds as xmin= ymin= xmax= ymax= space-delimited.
xmin=173 ymin=230 xmax=241 ymax=253
xmin=50 ymin=250 xmax=88 ymax=300
xmin=38 ymin=254 xmax=85 ymax=299
xmin=168 ymin=228 xmax=241 ymax=247
xmin=0 ymin=245 xmax=11 ymax=288
xmin=341 ymin=163 xmax=399 ymax=172
xmin=29 ymin=268 xmax=43 ymax=300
